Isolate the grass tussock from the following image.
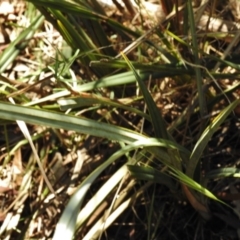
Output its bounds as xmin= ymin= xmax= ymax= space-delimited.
xmin=0 ymin=0 xmax=240 ymax=239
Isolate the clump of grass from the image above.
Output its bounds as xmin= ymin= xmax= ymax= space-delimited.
xmin=0 ymin=0 xmax=240 ymax=239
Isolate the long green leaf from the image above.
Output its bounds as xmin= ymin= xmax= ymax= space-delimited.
xmin=57 ymin=96 xmax=150 ymax=121
xmin=186 ymin=99 xmax=240 ymax=179
xmin=187 ymin=0 xmax=207 ymax=116
xmin=121 ymin=53 xmax=168 ymax=139
xmin=0 ymin=15 xmax=44 ymax=73
xmin=127 ymin=165 xmax=177 ymax=190
xmin=205 ymin=168 xmax=240 ymax=179
xmin=0 ymin=102 xmax=145 ymax=143
xmin=25 ymin=70 xmax=189 ymax=107
xmin=52 ymin=137 xmax=191 ymax=240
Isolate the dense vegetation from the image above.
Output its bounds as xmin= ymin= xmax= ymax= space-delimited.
xmin=0 ymin=0 xmax=240 ymax=239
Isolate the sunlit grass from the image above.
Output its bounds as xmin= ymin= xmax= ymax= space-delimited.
xmin=0 ymin=0 xmax=240 ymax=239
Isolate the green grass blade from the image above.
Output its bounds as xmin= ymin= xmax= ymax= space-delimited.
xmin=76 ymin=165 xmax=130 ymax=230
xmin=27 ymin=0 xmax=141 ymax=38
xmin=127 ymin=165 xmax=177 ymax=191
xmin=25 ymin=69 xmax=191 ymax=107
xmin=0 ymin=102 xmax=145 ymax=143
xmin=186 ymin=99 xmax=240 ymax=179
xmin=57 ymin=96 xmax=150 ymax=121
xmin=169 ymin=169 xmax=223 ymax=203
xmin=0 ymin=15 xmax=44 ymax=73
xmin=53 ymin=137 xmax=191 ymax=240
xmin=187 ymin=0 xmax=207 ymax=116
xmin=121 ymin=53 xmax=168 ymax=139
xmin=205 ymin=168 xmax=240 ymax=178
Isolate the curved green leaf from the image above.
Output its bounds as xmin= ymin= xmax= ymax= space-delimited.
xmin=0 ymin=102 xmax=145 ymax=143
xmin=186 ymin=99 xmax=240 ymax=179
xmin=205 ymin=168 xmax=240 ymax=179
xmin=127 ymin=165 xmax=177 ymax=191
xmin=53 ymin=138 xmax=183 ymax=240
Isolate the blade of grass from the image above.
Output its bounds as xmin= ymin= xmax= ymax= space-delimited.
xmin=121 ymin=52 xmax=168 ymax=139
xmin=75 ymin=165 xmax=130 ymax=230
xmin=27 ymin=0 xmax=141 ymax=38
xmin=187 ymin=0 xmax=207 ymax=117
xmin=24 ymin=69 xmax=192 ymax=107
xmin=8 ymin=98 xmax=55 ymax=194
xmin=57 ymin=96 xmax=150 ymax=121
xmin=205 ymin=168 xmax=240 ymax=179
xmin=127 ymin=165 xmax=177 ymax=190
xmin=82 ymin=182 xmax=151 ymax=240
xmin=0 ymin=102 xmax=145 ymax=143
xmin=0 ymin=14 xmax=44 ymax=73
xmin=186 ymin=98 xmax=240 ymax=179
xmin=52 ymin=138 xmax=191 ymax=240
